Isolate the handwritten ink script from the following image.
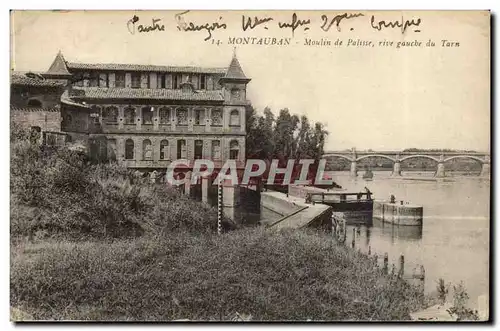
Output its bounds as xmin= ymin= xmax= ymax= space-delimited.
xmin=125 ymin=11 xmax=423 ymax=41
xmin=175 ymin=10 xmax=227 ymax=41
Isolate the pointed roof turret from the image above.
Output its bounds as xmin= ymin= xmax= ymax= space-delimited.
xmin=44 ymin=51 xmax=71 ymax=77
xmin=220 ymin=51 xmax=251 ymax=84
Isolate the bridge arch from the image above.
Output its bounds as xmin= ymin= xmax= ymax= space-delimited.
xmin=323 ymin=154 xmax=354 ymax=162
xmin=356 ymin=154 xmax=396 ymax=163
xmin=443 ymin=155 xmax=485 ymax=164
xmin=399 ymin=155 xmax=440 ymax=163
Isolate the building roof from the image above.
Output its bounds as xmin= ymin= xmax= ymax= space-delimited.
xmin=224 ymin=55 xmax=249 ymax=80
xmin=45 ymin=51 xmax=72 ymax=76
xmin=11 ymin=73 xmax=66 ymax=88
xmin=10 ymin=105 xmax=60 ymax=112
xmin=61 ymin=92 xmax=91 ymax=109
xmin=69 ymin=87 xmax=225 ymax=102
xmin=66 ymin=62 xmax=227 ymax=74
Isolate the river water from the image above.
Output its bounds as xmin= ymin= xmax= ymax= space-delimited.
xmin=331 ymin=171 xmax=490 ymax=307
xmin=222 ymin=170 xmax=489 ymax=307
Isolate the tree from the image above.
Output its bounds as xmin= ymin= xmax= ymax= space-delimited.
xmin=273 ymin=108 xmax=299 ymax=160
xmin=244 ymin=106 xmax=329 ymax=183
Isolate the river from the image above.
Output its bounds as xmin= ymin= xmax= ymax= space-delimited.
xmin=331 ymin=171 xmax=490 ymax=308
xmin=216 ymin=170 xmax=489 ymax=308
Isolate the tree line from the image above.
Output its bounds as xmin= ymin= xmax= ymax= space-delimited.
xmin=244 ymin=105 xmax=329 ymax=182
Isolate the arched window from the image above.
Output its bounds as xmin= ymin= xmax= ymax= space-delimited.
xmin=125 ymin=139 xmax=134 ymax=160
xmin=230 ymin=140 xmax=239 ymax=160
xmin=124 ymin=106 xmax=136 ymax=125
xmin=142 ymin=106 xmax=153 ymax=125
xmin=27 ymin=99 xmax=42 ymax=107
xmin=143 ymin=139 xmax=152 ymax=160
xmin=103 ymin=106 xmax=118 ymax=124
xmin=194 ymin=109 xmax=205 ymax=125
xmin=160 ymin=140 xmax=169 ymax=160
xmin=176 ymin=108 xmax=187 ymax=125
xmin=64 ymin=114 xmax=72 ymax=126
xmin=159 ymin=107 xmax=171 ymax=124
xmin=212 ymin=140 xmax=221 ymax=160
xmin=230 ymin=109 xmax=240 ymax=126
xmin=230 ymin=89 xmax=241 ymax=102
xmin=211 ymin=109 xmax=222 ymax=126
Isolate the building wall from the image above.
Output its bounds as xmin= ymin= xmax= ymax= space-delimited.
xmin=11 ymin=109 xmax=61 ymax=132
xmin=10 ymin=86 xmax=63 ymax=109
xmin=72 ymin=70 xmax=224 ymax=90
xmin=61 ymin=105 xmax=90 ymax=133
xmin=72 ymin=102 xmax=246 ymax=135
xmin=106 ymin=134 xmax=245 ymax=169
xmin=60 ymin=65 xmax=249 ymax=170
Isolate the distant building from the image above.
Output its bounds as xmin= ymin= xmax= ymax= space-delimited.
xmin=11 ymin=51 xmax=251 ymax=172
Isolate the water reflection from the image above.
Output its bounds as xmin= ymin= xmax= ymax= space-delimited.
xmin=333 ymin=171 xmax=489 ymax=307
xmin=374 ymin=218 xmax=423 ymax=241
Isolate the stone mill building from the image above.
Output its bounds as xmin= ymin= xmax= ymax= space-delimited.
xmin=11 ymin=51 xmax=251 ymax=175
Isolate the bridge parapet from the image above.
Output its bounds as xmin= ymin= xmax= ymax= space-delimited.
xmin=323 ymin=150 xmax=490 ymax=178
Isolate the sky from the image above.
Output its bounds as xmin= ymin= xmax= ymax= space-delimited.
xmin=10 ymin=10 xmax=490 ymax=152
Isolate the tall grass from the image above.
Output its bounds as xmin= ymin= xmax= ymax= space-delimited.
xmin=11 ymin=229 xmax=423 ymax=321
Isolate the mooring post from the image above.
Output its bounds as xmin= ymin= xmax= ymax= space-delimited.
xmin=217 ymin=182 xmax=223 ymax=235
xmin=399 ymin=255 xmax=405 ymax=278
xmin=383 ymin=253 xmax=389 ymax=274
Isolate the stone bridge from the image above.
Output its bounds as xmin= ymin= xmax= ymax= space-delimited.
xmin=323 ymin=149 xmax=490 ymax=178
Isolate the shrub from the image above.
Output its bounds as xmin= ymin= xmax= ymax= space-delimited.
xmin=10 ymin=126 xmax=220 ymax=239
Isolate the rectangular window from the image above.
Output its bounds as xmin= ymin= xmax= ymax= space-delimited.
xmin=142 ymin=107 xmax=153 ymax=124
xmin=159 ymin=108 xmax=170 ymax=124
xmin=99 ymin=73 xmax=108 ymax=88
xmin=74 ymin=72 xmax=84 ymax=87
xmin=194 ymin=140 xmax=203 ymax=159
xmin=212 ymin=140 xmax=221 ymax=160
xmin=194 ymin=109 xmax=205 ymax=125
xmin=173 ymin=74 xmax=178 ymax=89
xmin=165 ymin=74 xmax=173 ymax=89
xmin=89 ymin=72 xmax=99 ymax=87
xmin=131 ymin=73 xmax=141 ymax=89
xmin=206 ymin=76 xmax=214 ymax=91
xmin=141 ymin=73 xmax=149 ymax=89
xmin=158 ymin=73 xmax=166 ymax=88
xmin=115 ymin=72 xmax=126 ymax=88
xmin=177 ymin=140 xmax=187 ymax=159
xmin=200 ymin=74 xmax=206 ymax=89
xmin=173 ymin=74 xmax=182 ymax=89
xmin=230 ymin=150 xmax=239 ymax=160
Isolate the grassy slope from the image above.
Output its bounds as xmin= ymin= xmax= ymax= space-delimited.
xmin=10 ymin=124 xmax=424 ymax=321
xmin=11 ymin=229 xmax=423 ymax=321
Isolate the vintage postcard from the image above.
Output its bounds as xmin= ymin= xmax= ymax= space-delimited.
xmin=9 ymin=10 xmax=490 ymax=322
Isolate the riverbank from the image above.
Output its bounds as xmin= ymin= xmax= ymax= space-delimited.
xmin=12 ymin=228 xmax=427 ymax=321
xmin=9 ymin=125 xmax=428 ymax=321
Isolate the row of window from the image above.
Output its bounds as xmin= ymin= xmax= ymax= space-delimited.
xmin=86 ymin=106 xmax=241 ymax=126
xmin=74 ymin=72 xmax=221 ymax=90
xmin=124 ymin=139 xmax=240 ymax=161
